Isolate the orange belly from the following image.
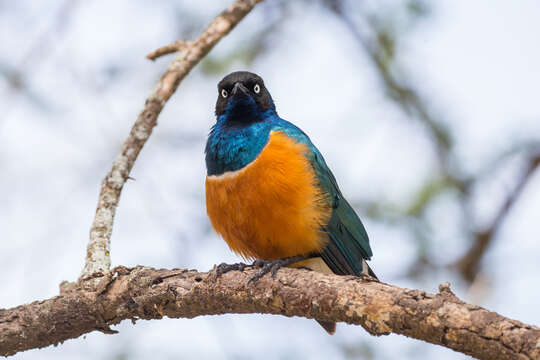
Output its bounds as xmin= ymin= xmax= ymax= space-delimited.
xmin=206 ymin=130 xmax=331 ymax=260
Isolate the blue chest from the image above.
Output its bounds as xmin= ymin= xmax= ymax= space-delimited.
xmin=205 ymin=112 xmax=314 ymax=176
xmin=205 ymin=119 xmax=272 ymax=176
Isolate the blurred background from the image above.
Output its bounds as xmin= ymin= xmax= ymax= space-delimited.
xmin=1 ymin=0 xmax=539 ymax=359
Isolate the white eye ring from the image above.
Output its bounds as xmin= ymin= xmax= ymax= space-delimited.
xmin=221 ymin=89 xmax=228 ymax=98
xmin=253 ymin=84 xmax=260 ymax=94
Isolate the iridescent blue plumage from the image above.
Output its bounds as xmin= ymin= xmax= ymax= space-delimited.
xmin=205 ymin=111 xmax=275 ymax=176
xmin=205 ymin=71 xmax=375 ymax=279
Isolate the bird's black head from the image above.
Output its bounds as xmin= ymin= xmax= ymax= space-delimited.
xmin=215 ymin=71 xmax=275 ymax=123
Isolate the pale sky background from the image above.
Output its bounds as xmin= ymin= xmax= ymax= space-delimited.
xmin=1 ymin=1 xmax=539 ymax=359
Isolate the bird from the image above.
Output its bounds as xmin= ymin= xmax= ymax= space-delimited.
xmin=205 ymin=71 xmax=377 ymax=335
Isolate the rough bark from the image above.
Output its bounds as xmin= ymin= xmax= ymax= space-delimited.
xmin=1 ymin=267 xmax=538 ymax=359
xmin=81 ymin=0 xmax=263 ymax=279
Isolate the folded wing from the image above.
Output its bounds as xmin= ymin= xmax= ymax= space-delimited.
xmin=307 ymin=147 xmax=376 ymax=278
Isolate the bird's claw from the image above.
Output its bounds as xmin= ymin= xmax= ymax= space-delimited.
xmin=248 ymin=260 xmax=279 ymax=283
xmin=214 ymin=262 xmax=248 ymax=277
xmin=215 ymin=256 xmax=308 ymax=282
xmin=248 ymin=256 xmax=306 ymax=283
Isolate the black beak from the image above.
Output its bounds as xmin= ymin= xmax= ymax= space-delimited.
xmin=231 ymin=82 xmax=249 ymax=97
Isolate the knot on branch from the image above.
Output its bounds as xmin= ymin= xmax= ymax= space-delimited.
xmin=438 ymin=281 xmax=461 ymax=303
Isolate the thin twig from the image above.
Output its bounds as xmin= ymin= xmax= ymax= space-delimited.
xmin=80 ymin=0 xmax=263 ymax=280
xmin=146 ymin=41 xmax=189 ymax=61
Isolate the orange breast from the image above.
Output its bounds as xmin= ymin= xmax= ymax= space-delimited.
xmin=205 ymin=130 xmax=331 ymax=260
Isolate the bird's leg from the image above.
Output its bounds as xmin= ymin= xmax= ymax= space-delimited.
xmin=215 ymin=255 xmax=314 ymax=280
xmin=214 ymin=262 xmax=249 ymax=276
xmin=359 ymin=258 xmax=379 ymax=282
xmin=248 ymin=255 xmax=309 ymax=283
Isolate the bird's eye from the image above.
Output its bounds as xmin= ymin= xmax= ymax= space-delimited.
xmin=253 ymin=84 xmax=260 ymax=94
xmin=221 ymin=89 xmax=228 ymax=98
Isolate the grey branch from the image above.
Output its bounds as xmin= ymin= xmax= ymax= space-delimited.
xmin=80 ymin=0 xmax=263 ymax=279
xmin=1 ymin=267 xmax=538 ymax=359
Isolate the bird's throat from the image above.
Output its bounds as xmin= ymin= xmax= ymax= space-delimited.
xmin=224 ymin=96 xmax=262 ymax=125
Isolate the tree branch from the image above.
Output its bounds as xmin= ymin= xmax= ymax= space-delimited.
xmin=325 ymin=0 xmax=540 ymax=285
xmin=80 ymin=0 xmax=263 ymax=279
xmin=457 ymin=152 xmax=540 ymax=281
xmin=13 ymin=2 xmax=533 ymax=359
xmin=1 ymin=267 xmax=538 ymax=359
xmin=146 ymin=41 xmax=190 ymax=61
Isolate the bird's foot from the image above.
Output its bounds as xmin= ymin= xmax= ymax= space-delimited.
xmin=248 ymin=255 xmax=306 ymax=283
xmin=214 ymin=262 xmax=249 ymax=277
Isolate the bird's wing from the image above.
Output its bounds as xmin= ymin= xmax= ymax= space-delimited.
xmin=306 ymin=146 xmax=375 ymax=277
xmin=271 ymin=120 xmax=375 ymax=277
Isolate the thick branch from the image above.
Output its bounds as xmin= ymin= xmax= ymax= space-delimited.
xmin=81 ymin=0 xmax=263 ymax=279
xmin=1 ymin=267 xmax=538 ymax=359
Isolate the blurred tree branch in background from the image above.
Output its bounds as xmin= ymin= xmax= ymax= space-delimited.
xmin=1 ymin=0 xmax=80 ymax=112
xmin=322 ymin=0 xmax=540 ymax=285
xmin=456 ymin=151 xmax=540 ymax=280
xmin=2 ymin=267 xmax=539 ymax=359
